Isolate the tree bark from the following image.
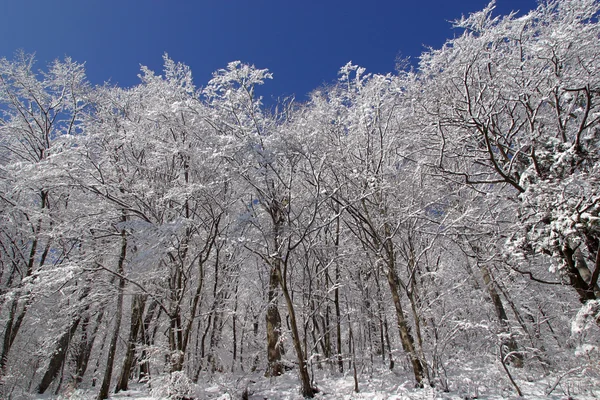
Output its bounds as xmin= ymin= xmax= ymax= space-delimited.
xmin=115 ymin=294 xmax=146 ymax=392
xmin=278 ymin=266 xmax=316 ymax=398
xmin=73 ymin=308 xmax=105 ymax=388
xmin=0 ymin=211 xmax=49 ymax=375
xmin=265 ymin=266 xmax=284 ymax=377
xmin=97 ymin=226 xmax=127 ymax=400
xmin=334 ymin=215 xmax=343 ymax=373
xmin=479 ymin=265 xmax=523 ymax=367
xmin=385 ymin=262 xmax=425 ymax=386
xmin=36 ymin=317 xmax=82 ymax=394
xmin=139 ymin=300 xmax=159 ymax=382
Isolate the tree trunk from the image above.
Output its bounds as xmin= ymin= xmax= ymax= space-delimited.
xmin=333 ymin=214 xmax=344 ymax=374
xmin=207 ymin=251 xmax=224 ymax=373
xmin=562 ymin=245 xmax=598 ymax=302
xmin=168 ymin=261 xmax=185 ymax=373
xmin=375 ymin=273 xmax=394 ymax=369
xmin=385 ymin=262 xmax=425 ymax=386
xmin=0 ymin=296 xmax=22 ymax=374
xmin=479 ymin=264 xmax=523 ymax=367
xmin=73 ymin=308 xmax=105 ymax=388
xmin=265 ymin=265 xmax=283 ymax=377
xmin=231 ymin=281 xmax=239 ymax=372
xmin=139 ymin=300 xmax=159 ymax=382
xmin=403 ymin=251 xmax=432 ymax=383
xmin=37 ymin=317 xmax=82 ymax=393
xmin=348 ymin=315 xmax=359 ymax=393
xmin=97 ymin=226 xmax=127 ymax=400
xmin=38 ymin=285 xmax=94 ymax=393
xmin=0 ymin=218 xmax=48 ymax=375
xmin=115 ymin=294 xmax=146 ymax=392
xmin=278 ymin=267 xmax=315 ymax=398
xmin=333 ymin=268 xmax=343 ymax=372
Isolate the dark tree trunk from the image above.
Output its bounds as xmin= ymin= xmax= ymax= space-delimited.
xmin=0 ymin=218 xmax=48 ymax=375
xmin=139 ymin=300 xmax=159 ymax=382
xmin=265 ymin=266 xmax=284 ymax=377
xmin=38 ymin=286 xmax=93 ymax=394
xmin=480 ymin=264 xmax=523 ymax=367
xmin=37 ymin=317 xmax=82 ymax=393
xmin=562 ymin=245 xmax=598 ymax=302
xmin=115 ymin=294 xmax=146 ymax=392
xmin=385 ymin=261 xmax=425 ymax=386
xmin=278 ymin=267 xmax=316 ymax=398
xmin=73 ymin=308 xmax=105 ymax=388
xmin=97 ymin=226 xmax=127 ymax=400
xmin=231 ymin=282 xmax=239 ymax=372
xmin=335 ymin=269 xmax=343 ymax=373
xmin=333 ymin=215 xmax=344 ymax=374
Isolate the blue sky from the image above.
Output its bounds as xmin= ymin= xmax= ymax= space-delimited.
xmin=1 ymin=0 xmax=538 ymax=102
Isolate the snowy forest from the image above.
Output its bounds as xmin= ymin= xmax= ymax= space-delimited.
xmin=1 ymin=1 xmax=599 ymax=399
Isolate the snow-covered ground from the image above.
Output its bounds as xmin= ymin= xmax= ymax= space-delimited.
xmin=49 ymin=365 xmax=599 ymax=400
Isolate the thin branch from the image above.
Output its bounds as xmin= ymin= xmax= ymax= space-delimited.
xmin=500 ymin=344 xmax=523 ymax=397
xmin=510 ymin=266 xmax=562 ymax=285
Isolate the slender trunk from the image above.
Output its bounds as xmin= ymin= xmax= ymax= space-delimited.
xmin=73 ymin=308 xmax=105 ymax=388
xmin=311 ymin=314 xmax=322 ymax=369
xmin=231 ymin=282 xmax=239 ymax=373
xmin=383 ymin=314 xmax=394 ymax=370
xmin=349 ymin=317 xmax=359 ymax=393
xmin=480 ymin=265 xmax=523 ymax=367
xmin=168 ymin=262 xmax=184 ymax=373
xmin=38 ymin=286 xmax=93 ymax=393
xmin=333 ymin=215 xmax=343 ymax=374
xmin=378 ymin=313 xmax=385 ymax=363
xmin=320 ymin=258 xmax=332 ymax=367
xmin=405 ymin=257 xmax=431 ymax=382
xmin=0 ymin=225 xmax=44 ymax=374
xmin=208 ymin=307 xmax=222 ymax=373
xmin=385 ymin=263 xmax=424 ymax=386
xmin=319 ymin=314 xmax=332 ymax=368
xmin=200 ymin=314 xmax=212 ymax=360
xmin=0 ymin=296 xmax=20 ymax=374
xmin=363 ymin=290 xmax=381 ymax=358
xmin=115 ymin=294 xmax=146 ymax=392
xmin=334 ymin=276 xmax=343 ymax=373
xmin=207 ymin=252 xmax=223 ymax=373
xmin=323 ymin=309 xmax=331 ymax=362
xmin=265 ymin=265 xmax=283 ymax=377
xmin=374 ymin=273 xmax=392 ymax=367
xmin=37 ymin=317 xmax=82 ymax=393
xmin=278 ymin=267 xmax=315 ymax=398
xmin=251 ymin=313 xmax=260 ymax=373
xmin=97 ymin=226 xmax=127 ymax=400
xmin=138 ymin=300 xmax=158 ymax=382
xmin=406 ymin=292 xmax=430 ymax=380
xmin=181 ymin=224 xmax=217 ymax=364
xmin=91 ymin=315 xmax=111 ymax=388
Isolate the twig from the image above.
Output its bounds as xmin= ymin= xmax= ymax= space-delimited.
xmin=546 ymin=367 xmax=582 ymax=396
xmin=500 ymin=344 xmax=523 ymax=397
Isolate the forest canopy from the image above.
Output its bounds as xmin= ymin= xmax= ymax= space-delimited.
xmin=0 ymin=1 xmax=599 ymax=399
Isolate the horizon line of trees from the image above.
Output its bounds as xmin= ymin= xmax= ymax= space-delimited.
xmin=0 ymin=0 xmax=599 ymax=398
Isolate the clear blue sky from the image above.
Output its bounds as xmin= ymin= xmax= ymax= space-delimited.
xmin=0 ymin=0 xmax=538 ymax=102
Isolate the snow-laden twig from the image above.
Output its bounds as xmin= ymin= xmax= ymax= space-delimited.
xmin=545 ymin=366 xmax=583 ymax=396
xmin=499 ymin=344 xmax=523 ymax=397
